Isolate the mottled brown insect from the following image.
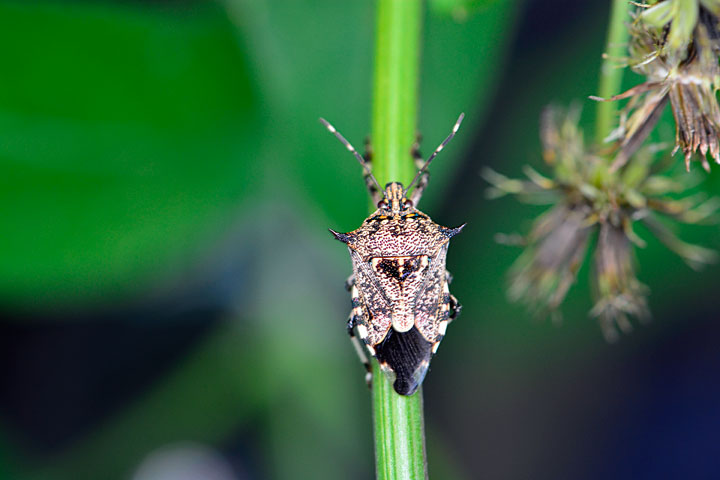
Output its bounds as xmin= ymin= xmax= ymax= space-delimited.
xmin=321 ymin=114 xmax=465 ymax=395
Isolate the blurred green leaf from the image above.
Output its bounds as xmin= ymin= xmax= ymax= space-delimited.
xmin=0 ymin=1 xmax=262 ymax=308
xmin=429 ymin=0 xmax=504 ymax=19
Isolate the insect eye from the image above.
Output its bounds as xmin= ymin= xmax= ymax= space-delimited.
xmin=377 ymin=200 xmax=389 ymax=209
xmin=403 ymin=199 xmax=413 ymax=208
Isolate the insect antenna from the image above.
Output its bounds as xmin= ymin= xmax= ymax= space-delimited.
xmin=320 ymin=118 xmax=382 ymax=193
xmin=404 ymin=113 xmax=465 ymax=196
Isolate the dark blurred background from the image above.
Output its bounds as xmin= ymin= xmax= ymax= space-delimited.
xmin=1 ymin=0 xmax=719 ymax=479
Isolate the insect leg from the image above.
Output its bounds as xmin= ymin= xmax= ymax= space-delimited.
xmin=410 ymin=135 xmax=430 ymax=205
xmin=363 ymin=137 xmax=381 ymax=204
xmin=449 ymin=293 xmax=462 ymax=322
xmin=319 ymin=118 xmax=382 ymax=203
xmin=347 ymin=282 xmax=373 ymax=388
xmin=363 ymin=136 xmax=373 ymax=163
xmin=444 ymin=270 xmax=462 ymax=322
xmin=344 ymin=274 xmax=355 ymax=292
xmin=405 ymin=113 xmax=465 ymax=201
xmin=348 ymin=316 xmax=373 ymax=388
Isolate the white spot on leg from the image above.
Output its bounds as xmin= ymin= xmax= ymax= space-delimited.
xmin=351 ymin=336 xmax=368 ymax=365
xmin=432 ymin=342 xmax=440 ymax=354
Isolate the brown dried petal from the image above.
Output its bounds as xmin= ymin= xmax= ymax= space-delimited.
xmin=591 ymin=223 xmax=649 ymax=342
xmin=668 ymin=81 xmax=720 ymax=170
xmin=509 ymin=205 xmax=593 ymax=313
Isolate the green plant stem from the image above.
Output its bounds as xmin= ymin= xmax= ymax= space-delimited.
xmin=595 ymin=0 xmax=631 ymax=143
xmin=372 ymin=0 xmax=420 ymax=189
xmin=370 ymin=0 xmax=428 ymax=479
xmin=372 ymin=362 xmax=428 ymax=480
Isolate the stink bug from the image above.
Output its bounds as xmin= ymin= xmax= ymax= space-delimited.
xmin=321 ymin=114 xmax=465 ymax=395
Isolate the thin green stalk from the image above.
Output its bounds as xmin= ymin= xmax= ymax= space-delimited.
xmin=372 ymin=362 xmax=427 ymax=480
xmin=371 ymin=0 xmax=420 ymax=189
xmin=370 ymin=1 xmax=428 ymax=479
xmin=595 ymin=0 xmax=631 ymax=143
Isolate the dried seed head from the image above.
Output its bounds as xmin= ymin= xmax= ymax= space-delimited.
xmin=485 ymin=106 xmax=719 ymax=339
xmin=591 ymin=222 xmax=649 ymax=342
xmin=607 ymin=2 xmax=720 ymax=169
xmin=509 ymin=205 xmax=593 ymax=315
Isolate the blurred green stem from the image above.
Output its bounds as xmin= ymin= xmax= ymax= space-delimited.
xmin=370 ymin=0 xmax=428 ymax=479
xmin=595 ymin=0 xmax=630 ymax=143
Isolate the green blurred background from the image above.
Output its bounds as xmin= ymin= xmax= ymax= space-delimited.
xmin=2 ymin=1 xmax=719 ymax=479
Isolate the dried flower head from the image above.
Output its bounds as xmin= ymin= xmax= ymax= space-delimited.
xmin=591 ymin=222 xmax=649 ymax=341
xmin=598 ymin=1 xmax=720 ymax=171
xmin=485 ymin=106 xmax=718 ymax=340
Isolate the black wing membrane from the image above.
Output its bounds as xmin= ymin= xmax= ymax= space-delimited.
xmin=375 ymin=326 xmax=432 ymax=395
